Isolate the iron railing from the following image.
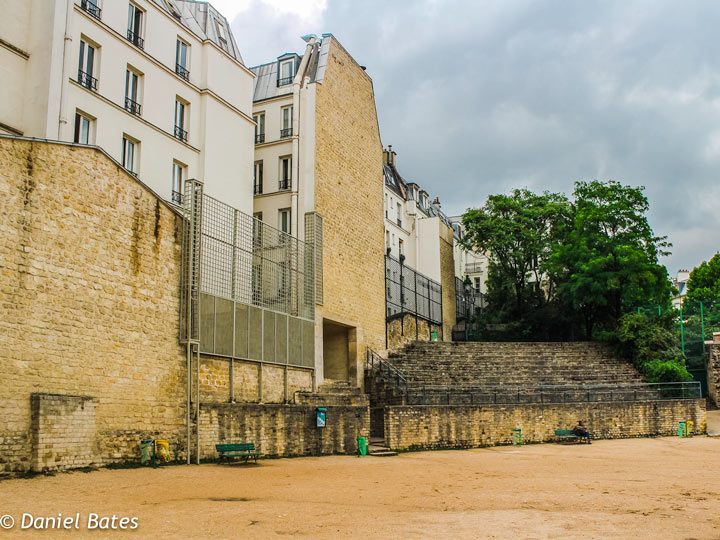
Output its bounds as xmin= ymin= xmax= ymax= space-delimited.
xmin=409 ymin=381 xmax=703 ymax=406
xmin=253 ymin=183 xmax=263 ymax=195
xmin=80 ymin=0 xmax=101 ymax=19
xmin=255 ymin=134 xmax=265 ymax=144
xmin=175 ymin=63 xmax=189 ymax=81
xmin=277 ymin=76 xmax=293 ymax=86
xmin=385 ymin=254 xmax=442 ymax=325
xmin=366 ymin=349 xmax=408 ymax=395
xmin=465 ymin=262 xmax=484 ymax=274
xmin=127 ymin=29 xmax=144 ymax=49
xmin=77 ymin=70 xmax=98 ymax=91
xmin=278 ymin=178 xmax=291 ymax=191
xmin=280 ymin=128 xmax=292 ymax=138
xmin=125 ymin=97 xmax=141 ymax=116
xmin=174 ymin=125 xmax=188 ymax=142
xmin=171 ymin=190 xmax=183 ymax=205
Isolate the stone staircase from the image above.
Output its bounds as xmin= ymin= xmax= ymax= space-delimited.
xmin=295 ymin=379 xmax=369 ymax=407
xmin=367 ymin=437 xmax=397 ymax=457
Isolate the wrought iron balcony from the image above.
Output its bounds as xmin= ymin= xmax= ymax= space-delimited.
xmin=255 ymin=133 xmax=265 ymax=144
xmin=124 ymin=97 xmax=141 ymax=116
xmin=278 ymin=179 xmax=291 ymax=191
xmin=174 ymin=125 xmax=188 ymax=142
xmin=126 ymin=29 xmax=144 ymax=49
xmin=280 ymin=128 xmax=292 ymax=139
xmin=171 ymin=190 xmax=183 ymax=205
xmin=175 ymin=63 xmax=190 ymax=81
xmin=77 ymin=70 xmax=98 ymax=91
xmin=277 ymin=76 xmax=293 ymax=86
xmin=253 ymin=183 xmax=263 ymax=195
xmin=80 ymin=0 xmax=101 ymax=19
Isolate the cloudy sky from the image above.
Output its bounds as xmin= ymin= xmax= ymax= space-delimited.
xmin=217 ymin=0 xmax=720 ymax=275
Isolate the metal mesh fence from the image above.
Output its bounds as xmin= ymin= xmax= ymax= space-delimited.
xmin=179 ymin=179 xmax=203 ymax=342
xmin=304 ymin=212 xmax=323 ymax=306
xmin=385 ymin=255 xmax=442 ymax=325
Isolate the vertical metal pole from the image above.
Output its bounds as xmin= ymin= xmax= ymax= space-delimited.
xmin=186 ymin=342 xmax=191 ymax=464
xmin=195 ymin=344 xmax=200 ymax=465
xmin=415 ymin=272 xmax=419 ymax=340
xmin=284 ymin=365 xmax=289 ymax=403
xmin=229 ymin=358 xmax=234 ymax=403
xmin=258 ymin=362 xmax=263 ymax=403
xmin=231 ymin=209 xmax=238 ymax=300
xmin=384 ymin=254 xmax=388 ymax=349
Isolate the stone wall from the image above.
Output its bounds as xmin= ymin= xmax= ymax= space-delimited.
xmin=0 ymin=138 xmax=188 ymax=475
xmin=707 ymin=342 xmax=720 ymax=407
xmin=31 ymin=393 xmax=98 ymax=472
xmin=314 ymin=37 xmax=386 ymax=382
xmin=199 ymin=403 xmax=370 ymax=457
xmin=384 ymin=400 xmax=707 ymax=451
xmin=386 ymin=314 xmax=443 ymax=350
xmin=438 ymin=223 xmax=457 ymax=342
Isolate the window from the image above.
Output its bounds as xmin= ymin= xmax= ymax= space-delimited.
xmin=174 ymin=99 xmax=188 ymax=142
xmin=279 ymin=209 xmax=291 ymax=235
xmin=254 ymin=112 xmax=265 ymax=144
xmin=253 ymin=161 xmax=263 ymax=194
xmin=73 ymin=112 xmax=93 ymax=144
xmin=254 ymin=212 xmax=263 ymax=221
xmin=279 ymin=156 xmax=291 ymax=190
xmin=127 ymin=3 xmax=144 ymax=49
xmin=124 ymin=68 xmax=141 ymax=115
xmin=77 ymin=39 xmax=98 ymax=91
xmin=175 ymin=39 xmax=190 ymax=80
xmin=396 ymin=202 xmax=402 ymax=227
xmin=215 ymin=20 xmax=228 ymax=51
xmin=384 ymin=193 xmax=388 ymax=218
xmin=474 ymin=277 xmax=481 ymax=292
xmin=122 ymin=136 xmax=138 ymax=175
xmin=171 ymin=161 xmax=185 ymax=204
xmin=398 ymin=238 xmax=404 ymax=255
xmin=280 ymin=106 xmax=292 ymax=138
xmin=80 ymin=0 xmax=101 ymax=19
xmin=277 ymin=59 xmax=294 ymax=86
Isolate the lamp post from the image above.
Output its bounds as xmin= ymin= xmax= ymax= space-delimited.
xmin=463 ymin=275 xmax=472 ymax=341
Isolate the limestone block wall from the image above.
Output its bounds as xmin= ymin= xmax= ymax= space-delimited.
xmin=199 ymin=403 xmax=370 ymax=457
xmin=384 ymin=400 xmax=707 ymax=451
xmin=707 ymin=343 xmax=720 ymax=407
xmin=0 ymin=138 xmax=188 ymax=475
xmin=438 ymin=225 xmax=457 ymax=342
xmin=387 ymin=314 xmax=443 ymax=350
xmin=31 ymin=393 xmax=98 ymax=472
xmin=314 ymin=37 xmax=386 ymax=379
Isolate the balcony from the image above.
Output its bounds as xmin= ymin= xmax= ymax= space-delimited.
xmin=175 ymin=63 xmax=190 ymax=81
xmin=253 ymin=183 xmax=263 ymax=195
xmin=278 ymin=179 xmax=291 ymax=191
xmin=174 ymin=125 xmax=188 ymax=142
xmin=255 ymin=133 xmax=265 ymax=144
xmin=277 ymin=76 xmax=293 ymax=87
xmin=80 ymin=0 xmax=101 ymax=19
xmin=126 ymin=29 xmax=144 ymax=49
xmin=171 ymin=190 xmax=183 ymax=205
xmin=280 ymin=128 xmax=292 ymax=139
xmin=465 ymin=263 xmax=484 ymax=274
xmin=124 ymin=97 xmax=141 ymax=116
xmin=77 ymin=70 xmax=98 ymax=91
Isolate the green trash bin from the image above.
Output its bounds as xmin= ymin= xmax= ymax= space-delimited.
xmin=512 ymin=429 xmax=522 ymax=446
xmin=678 ymin=422 xmax=686 ymax=437
xmin=357 ymin=436 xmax=367 ymax=457
xmin=431 ymin=331 xmax=439 ymax=342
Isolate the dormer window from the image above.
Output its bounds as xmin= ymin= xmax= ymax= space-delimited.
xmin=277 ymin=59 xmax=294 ymax=86
xmin=215 ymin=20 xmax=228 ymax=51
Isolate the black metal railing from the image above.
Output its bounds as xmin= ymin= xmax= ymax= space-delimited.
xmin=408 ymin=381 xmax=702 ymax=406
xmin=280 ymin=128 xmax=292 ymax=138
xmin=255 ymin=133 xmax=265 ymax=144
xmin=80 ymin=0 xmax=101 ymax=19
xmin=77 ymin=70 xmax=98 ymax=91
xmin=366 ymin=348 xmax=408 ymax=395
xmin=171 ymin=190 xmax=183 ymax=205
xmin=386 ymin=254 xmax=443 ymax=325
xmin=124 ymin=97 xmax=141 ymax=116
xmin=174 ymin=125 xmax=188 ymax=142
xmin=278 ymin=179 xmax=291 ymax=190
xmin=175 ymin=63 xmax=190 ymax=81
xmin=253 ymin=183 xmax=263 ymax=195
xmin=127 ymin=29 xmax=144 ymax=49
xmin=277 ymin=76 xmax=293 ymax=86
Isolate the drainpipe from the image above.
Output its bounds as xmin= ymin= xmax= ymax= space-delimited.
xmin=58 ymin=0 xmax=74 ymax=139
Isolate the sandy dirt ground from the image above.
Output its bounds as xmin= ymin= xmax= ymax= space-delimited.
xmin=0 ymin=436 xmax=719 ymax=540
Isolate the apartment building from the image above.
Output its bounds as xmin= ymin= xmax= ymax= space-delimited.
xmin=250 ymin=34 xmax=386 ymax=386
xmin=0 ymin=0 xmax=255 ymax=213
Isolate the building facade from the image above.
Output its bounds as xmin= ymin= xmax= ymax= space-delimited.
xmin=250 ymin=34 xmax=386 ymax=386
xmin=0 ymin=0 xmax=255 ymax=213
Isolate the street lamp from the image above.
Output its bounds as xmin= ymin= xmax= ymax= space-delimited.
xmin=463 ymin=276 xmax=472 ymax=341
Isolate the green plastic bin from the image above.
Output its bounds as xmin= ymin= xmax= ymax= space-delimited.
xmin=357 ymin=436 xmax=367 ymax=456
xmin=512 ymin=429 xmax=522 ymax=446
xmin=678 ymin=422 xmax=686 ymax=437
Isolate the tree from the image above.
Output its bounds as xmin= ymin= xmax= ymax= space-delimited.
xmin=685 ymin=252 xmax=720 ymax=303
xmin=546 ymin=181 xmax=672 ymax=338
xmin=461 ymin=189 xmax=570 ymax=319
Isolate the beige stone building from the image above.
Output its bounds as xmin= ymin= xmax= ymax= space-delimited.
xmin=249 ymin=34 xmax=386 ymax=385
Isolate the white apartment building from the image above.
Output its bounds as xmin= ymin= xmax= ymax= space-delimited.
xmin=0 ymin=0 xmax=255 ymax=213
xmin=448 ymin=215 xmax=490 ymax=297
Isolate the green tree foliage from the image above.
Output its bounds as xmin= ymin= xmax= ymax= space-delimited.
xmin=685 ymin=252 xmax=720 ymax=303
xmin=547 ymin=181 xmax=673 ymax=338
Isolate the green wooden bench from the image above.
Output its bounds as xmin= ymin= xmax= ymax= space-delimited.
xmin=216 ymin=443 xmax=263 ymax=463
xmin=555 ymin=429 xmax=584 ymax=443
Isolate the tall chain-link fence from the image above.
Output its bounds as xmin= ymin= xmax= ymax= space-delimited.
xmin=385 ymin=255 xmax=442 ymax=324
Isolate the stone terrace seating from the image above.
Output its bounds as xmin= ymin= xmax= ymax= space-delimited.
xmin=387 ymin=341 xmax=646 ymax=388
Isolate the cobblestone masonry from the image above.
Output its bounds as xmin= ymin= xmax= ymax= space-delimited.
xmin=383 ymin=400 xmax=707 ymax=451
xmin=707 ymin=342 xmax=720 ymax=407
xmin=199 ymin=403 xmax=370 ymax=457
xmin=314 ymin=38 xmax=386 ymax=382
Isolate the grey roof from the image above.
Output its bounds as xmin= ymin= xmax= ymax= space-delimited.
xmin=384 ymin=162 xmax=453 ymax=228
xmin=151 ymin=0 xmax=244 ymax=64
